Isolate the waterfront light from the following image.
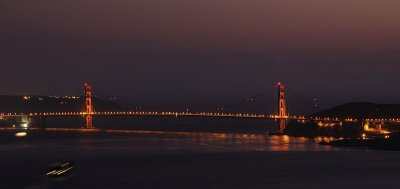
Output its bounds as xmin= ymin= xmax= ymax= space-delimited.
xmin=21 ymin=122 xmax=29 ymax=128
xmin=15 ymin=132 xmax=27 ymax=137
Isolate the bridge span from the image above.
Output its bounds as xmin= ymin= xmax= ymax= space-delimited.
xmin=1 ymin=111 xmax=303 ymax=120
xmin=2 ymin=111 xmax=399 ymax=123
xmin=1 ymin=83 xmax=398 ymax=134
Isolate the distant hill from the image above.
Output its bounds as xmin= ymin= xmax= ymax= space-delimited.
xmin=0 ymin=95 xmax=124 ymax=113
xmin=285 ymin=102 xmax=400 ymax=138
xmin=312 ymin=102 xmax=400 ymax=119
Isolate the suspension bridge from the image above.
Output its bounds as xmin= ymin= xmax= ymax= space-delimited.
xmin=0 ymin=83 xmax=398 ymax=134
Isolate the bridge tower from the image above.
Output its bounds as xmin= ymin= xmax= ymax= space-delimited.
xmin=277 ymin=83 xmax=287 ymax=134
xmin=278 ymin=83 xmax=286 ymax=117
xmin=84 ymin=83 xmax=94 ymax=128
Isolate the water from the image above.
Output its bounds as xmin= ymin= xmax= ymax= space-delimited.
xmin=1 ymin=117 xmax=400 ymax=189
xmin=41 ymin=116 xmax=276 ymax=133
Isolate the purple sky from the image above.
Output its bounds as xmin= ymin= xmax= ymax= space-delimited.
xmin=1 ymin=0 xmax=400 ymax=113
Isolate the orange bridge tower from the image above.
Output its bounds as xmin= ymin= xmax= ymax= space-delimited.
xmin=84 ymin=83 xmax=94 ymax=128
xmin=277 ymin=83 xmax=287 ymax=134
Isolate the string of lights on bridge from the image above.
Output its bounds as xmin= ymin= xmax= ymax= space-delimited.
xmin=1 ymin=83 xmax=398 ymax=136
xmin=1 ymin=111 xmax=400 ymax=123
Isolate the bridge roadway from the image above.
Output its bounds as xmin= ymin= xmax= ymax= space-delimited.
xmin=1 ymin=111 xmax=301 ymax=120
xmin=1 ymin=111 xmax=399 ymax=123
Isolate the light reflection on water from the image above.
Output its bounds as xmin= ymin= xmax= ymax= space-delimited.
xmin=14 ymin=127 xmax=340 ymax=152
xmin=10 ymin=116 xmax=340 ymax=151
xmin=0 ymin=126 xmax=342 ymax=153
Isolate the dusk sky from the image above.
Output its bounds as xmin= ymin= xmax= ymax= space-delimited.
xmin=1 ymin=0 xmax=400 ymax=112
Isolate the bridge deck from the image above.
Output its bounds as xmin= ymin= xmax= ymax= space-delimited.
xmin=2 ymin=111 xmax=398 ymax=123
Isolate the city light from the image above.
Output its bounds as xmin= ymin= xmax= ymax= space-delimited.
xmin=21 ymin=122 xmax=29 ymax=128
xmin=15 ymin=132 xmax=27 ymax=137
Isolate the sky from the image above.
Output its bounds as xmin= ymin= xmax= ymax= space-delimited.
xmin=1 ymin=0 xmax=400 ymax=113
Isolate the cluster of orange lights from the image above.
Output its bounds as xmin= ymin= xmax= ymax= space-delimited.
xmin=365 ymin=118 xmax=400 ymax=122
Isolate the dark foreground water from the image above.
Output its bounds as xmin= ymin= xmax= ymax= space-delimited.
xmin=1 ymin=117 xmax=400 ymax=189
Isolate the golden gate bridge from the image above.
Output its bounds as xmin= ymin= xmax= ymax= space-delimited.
xmin=1 ymin=83 xmax=398 ymax=134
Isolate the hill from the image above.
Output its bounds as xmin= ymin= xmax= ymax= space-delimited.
xmin=0 ymin=95 xmax=124 ymax=113
xmin=312 ymin=102 xmax=400 ymax=119
xmin=286 ymin=102 xmax=400 ymax=138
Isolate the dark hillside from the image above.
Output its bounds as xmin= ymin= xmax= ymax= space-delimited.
xmin=0 ymin=95 xmax=124 ymax=113
xmin=312 ymin=102 xmax=400 ymax=119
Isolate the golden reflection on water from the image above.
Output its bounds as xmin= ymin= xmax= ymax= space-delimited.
xmin=314 ymin=136 xmax=342 ymax=143
xmin=1 ymin=127 xmax=339 ymax=151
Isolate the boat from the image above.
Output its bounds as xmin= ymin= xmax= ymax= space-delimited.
xmin=46 ymin=162 xmax=75 ymax=177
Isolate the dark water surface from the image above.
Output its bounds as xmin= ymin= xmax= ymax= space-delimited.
xmin=1 ymin=117 xmax=400 ymax=189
